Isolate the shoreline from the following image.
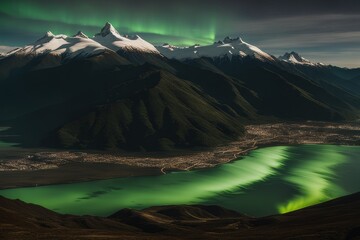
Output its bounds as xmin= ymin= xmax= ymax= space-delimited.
xmin=0 ymin=121 xmax=359 ymax=189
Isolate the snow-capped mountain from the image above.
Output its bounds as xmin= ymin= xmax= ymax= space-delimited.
xmin=73 ymin=31 xmax=89 ymax=39
xmin=3 ymin=22 xmax=160 ymax=60
xmin=278 ymin=52 xmax=322 ymax=66
xmin=93 ymin=22 xmax=160 ymax=54
xmin=157 ymin=37 xmax=274 ymax=61
xmin=3 ymin=25 xmax=281 ymax=64
xmin=7 ymin=31 xmax=108 ymax=58
xmin=1 ymin=24 xmax=359 ymax=152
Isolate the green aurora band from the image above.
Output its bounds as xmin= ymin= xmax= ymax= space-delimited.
xmin=0 ymin=145 xmax=359 ymax=217
xmin=0 ymin=0 xmax=217 ymax=45
xmin=277 ymin=145 xmax=348 ymax=213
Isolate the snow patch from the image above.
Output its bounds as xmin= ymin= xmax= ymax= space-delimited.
xmin=278 ymin=52 xmax=322 ymax=66
xmin=157 ymin=37 xmax=274 ymax=61
xmin=94 ymin=22 xmax=160 ymax=54
xmin=5 ymin=22 xmax=161 ymax=59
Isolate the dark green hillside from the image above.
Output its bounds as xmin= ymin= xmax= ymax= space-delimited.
xmin=49 ymin=70 xmax=244 ymax=150
xmin=186 ymin=57 xmax=359 ymax=120
xmin=1 ymin=51 xmax=359 ymax=151
xmin=277 ymin=61 xmax=360 ymax=98
xmin=0 ymin=54 xmax=244 ymax=150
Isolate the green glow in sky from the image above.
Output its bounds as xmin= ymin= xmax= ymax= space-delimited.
xmin=0 ymin=0 xmax=359 ymax=67
xmin=0 ymin=0 xmax=217 ymax=46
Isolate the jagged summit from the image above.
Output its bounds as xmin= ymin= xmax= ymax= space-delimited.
xmin=93 ymin=22 xmax=160 ymax=54
xmin=35 ymin=31 xmax=55 ymax=43
xmin=33 ymin=31 xmax=64 ymax=46
xmin=4 ymin=21 xmax=160 ymax=59
xmin=126 ymin=34 xmax=141 ymax=40
xmin=36 ymin=31 xmax=68 ymax=43
xmin=278 ymin=51 xmax=314 ymax=65
xmin=45 ymin=31 xmax=54 ymax=37
xmin=74 ymin=31 xmax=89 ymax=38
xmin=282 ymin=51 xmax=307 ymax=61
xmin=96 ymin=22 xmax=120 ymax=37
xmin=157 ymin=36 xmax=273 ymax=61
xmin=223 ymin=36 xmax=244 ymax=44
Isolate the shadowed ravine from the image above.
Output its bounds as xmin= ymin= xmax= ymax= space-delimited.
xmin=0 ymin=145 xmax=359 ymax=217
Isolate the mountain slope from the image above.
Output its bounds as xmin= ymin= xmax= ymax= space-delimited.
xmin=182 ymin=57 xmax=359 ymax=120
xmin=1 ymin=51 xmax=359 ymax=150
xmin=277 ymin=53 xmax=360 ymax=98
xmin=8 ymin=31 xmax=109 ymax=58
xmin=0 ymin=57 xmax=245 ymax=150
xmin=94 ymin=22 xmax=160 ymax=54
xmin=278 ymin=51 xmax=319 ymax=66
xmin=1 ymin=27 xmax=359 ymax=151
xmin=1 ymin=192 xmax=360 ymax=239
xmin=0 ymin=38 xmax=130 ymax=80
xmin=0 ymin=22 xmax=163 ymax=69
xmin=157 ymin=37 xmax=274 ymax=61
xmin=48 ymin=69 xmax=245 ymax=150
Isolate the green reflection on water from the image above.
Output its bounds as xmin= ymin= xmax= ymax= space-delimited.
xmin=278 ymin=145 xmax=348 ymax=213
xmin=0 ymin=146 xmax=289 ymax=216
xmin=0 ymin=145 xmax=359 ymax=217
xmin=0 ymin=127 xmax=19 ymax=148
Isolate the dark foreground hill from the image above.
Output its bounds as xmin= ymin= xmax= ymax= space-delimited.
xmin=1 ymin=192 xmax=360 ymax=239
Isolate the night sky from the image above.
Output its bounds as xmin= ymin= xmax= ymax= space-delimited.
xmin=1 ymin=0 xmax=359 ymax=67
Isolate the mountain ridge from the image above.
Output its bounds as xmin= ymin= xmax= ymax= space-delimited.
xmin=156 ymin=36 xmax=274 ymax=61
xmin=0 ymin=23 xmax=359 ymax=151
xmin=1 ymin=23 xmax=359 ymax=70
xmin=278 ymin=51 xmax=319 ymax=65
xmin=1 ymin=22 xmax=160 ymax=63
xmin=1 ymin=192 xmax=360 ymax=239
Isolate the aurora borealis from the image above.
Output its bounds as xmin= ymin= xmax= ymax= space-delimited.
xmin=1 ymin=0 xmax=360 ymax=67
xmin=1 ymin=145 xmax=359 ymax=217
xmin=0 ymin=0 xmax=218 ymax=46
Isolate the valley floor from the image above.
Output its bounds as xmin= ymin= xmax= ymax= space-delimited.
xmin=0 ymin=121 xmax=359 ymax=189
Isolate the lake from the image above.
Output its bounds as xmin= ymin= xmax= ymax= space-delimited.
xmin=0 ymin=144 xmax=359 ymax=217
xmin=0 ymin=127 xmax=19 ymax=148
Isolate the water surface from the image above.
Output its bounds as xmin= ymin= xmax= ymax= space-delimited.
xmin=0 ymin=127 xmax=19 ymax=148
xmin=0 ymin=145 xmax=359 ymax=217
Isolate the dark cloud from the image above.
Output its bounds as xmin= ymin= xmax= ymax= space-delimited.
xmin=218 ymin=0 xmax=360 ymax=18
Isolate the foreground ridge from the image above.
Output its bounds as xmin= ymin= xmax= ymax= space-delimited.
xmin=1 ymin=192 xmax=359 ymax=239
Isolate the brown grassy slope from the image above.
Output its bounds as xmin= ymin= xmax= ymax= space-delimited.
xmin=0 ymin=192 xmax=359 ymax=239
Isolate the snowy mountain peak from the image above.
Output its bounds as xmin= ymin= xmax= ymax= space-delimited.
xmin=126 ymin=34 xmax=141 ymax=40
xmin=278 ymin=52 xmax=315 ymax=65
xmin=285 ymin=51 xmax=305 ymax=61
xmin=157 ymin=37 xmax=273 ymax=61
xmin=74 ymin=31 xmax=89 ymax=38
xmin=34 ymin=31 xmax=57 ymax=44
xmin=93 ymin=22 xmax=160 ymax=54
xmin=223 ymin=36 xmax=244 ymax=44
xmin=39 ymin=31 xmax=67 ymax=42
xmin=96 ymin=22 xmax=120 ymax=37
xmin=45 ymin=31 xmax=54 ymax=37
